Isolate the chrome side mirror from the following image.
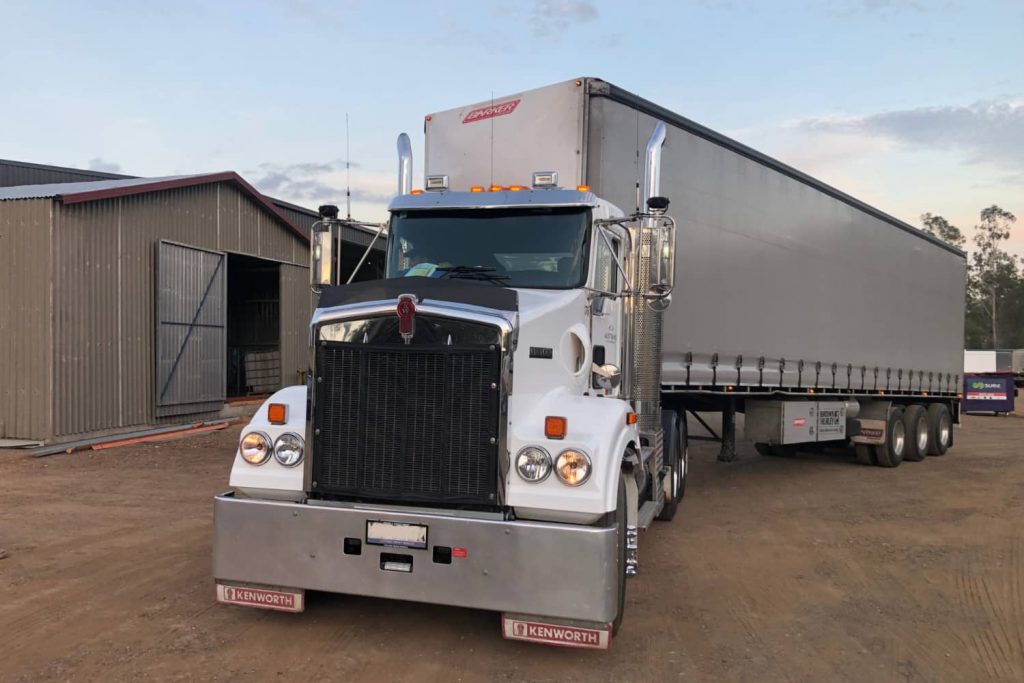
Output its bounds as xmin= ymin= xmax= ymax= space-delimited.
xmin=592 ymin=363 xmax=621 ymax=391
xmin=311 ymin=221 xmax=335 ymax=290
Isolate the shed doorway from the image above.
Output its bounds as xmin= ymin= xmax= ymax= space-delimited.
xmin=226 ymin=254 xmax=281 ymax=397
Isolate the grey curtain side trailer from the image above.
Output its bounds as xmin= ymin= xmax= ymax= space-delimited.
xmin=426 ymin=77 xmax=966 ymax=398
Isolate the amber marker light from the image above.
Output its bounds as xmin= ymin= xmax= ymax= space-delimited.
xmin=576 ymin=184 xmax=590 ymax=192
xmin=267 ymin=403 xmax=287 ymax=425
xmin=470 ymin=185 xmax=485 ymax=193
xmin=545 ymin=416 xmax=567 ymax=440
xmin=410 ymin=189 xmax=424 ymax=195
xmin=626 ymin=412 xmax=638 ymax=426
xmin=489 ymin=185 xmax=504 ymax=192
xmin=507 ymin=185 xmax=526 ymax=191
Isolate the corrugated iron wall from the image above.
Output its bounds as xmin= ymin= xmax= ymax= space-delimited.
xmin=49 ymin=183 xmax=309 ymax=439
xmin=0 ymin=199 xmax=53 ymax=439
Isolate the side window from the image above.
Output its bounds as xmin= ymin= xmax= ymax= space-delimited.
xmin=594 ymin=233 xmax=620 ymax=293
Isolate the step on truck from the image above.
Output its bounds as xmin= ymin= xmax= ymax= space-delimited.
xmin=213 ymin=78 xmax=966 ymax=648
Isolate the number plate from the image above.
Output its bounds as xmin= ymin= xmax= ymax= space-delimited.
xmin=366 ymin=520 xmax=428 ymax=549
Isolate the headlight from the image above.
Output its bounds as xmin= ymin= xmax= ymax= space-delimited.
xmin=555 ymin=449 xmax=591 ymax=486
xmin=515 ymin=446 xmax=552 ymax=482
xmin=274 ymin=432 xmax=304 ymax=467
xmin=240 ymin=431 xmax=272 ymax=465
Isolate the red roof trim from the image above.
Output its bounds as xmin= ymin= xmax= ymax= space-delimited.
xmin=59 ymin=171 xmax=310 ymax=243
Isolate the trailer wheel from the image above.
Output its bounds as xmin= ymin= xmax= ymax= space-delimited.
xmin=926 ymin=403 xmax=952 ymax=456
xmin=612 ymin=477 xmax=627 ymax=636
xmin=657 ymin=410 xmax=687 ymax=522
xmin=873 ymin=406 xmax=906 ymax=467
xmin=902 ymin=404 xmax=929 ymax=462
xmin=855 ymin=444 xmax=877 ymax=466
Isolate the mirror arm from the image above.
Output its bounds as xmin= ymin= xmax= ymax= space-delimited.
xmin=346 ymin=222 xmax=387 ymax=285
xmin=597 ymin=226 xmax=633 ymax=293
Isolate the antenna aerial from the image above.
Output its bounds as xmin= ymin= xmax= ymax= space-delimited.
xmin=489 ymin=91 xmax=494 ymax=187
xmin=345 ymin=113 xmax=352 ymax=220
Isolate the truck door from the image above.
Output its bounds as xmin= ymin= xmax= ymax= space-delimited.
xmin=590 ymin=230 xmax=624 ymax=396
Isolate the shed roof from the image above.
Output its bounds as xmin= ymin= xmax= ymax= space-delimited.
xmin=0 ymin=172 xmax=308 ymax=242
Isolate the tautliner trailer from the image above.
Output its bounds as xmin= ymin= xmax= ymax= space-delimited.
xmin=214 ymin=78 xmax=965 ymax=648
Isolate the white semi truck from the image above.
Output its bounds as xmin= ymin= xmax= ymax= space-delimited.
xmin=213 ymin=78 xmax=966 ymax=649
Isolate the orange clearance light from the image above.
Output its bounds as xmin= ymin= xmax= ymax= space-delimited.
xmin=507 ymin=185 xmax=526 ymax=191
xmin=267 ymin=403 xmax=287 ymax=425
xmin=726 ymin=385 xmax=735 ymax=392
xmin=469 ymin=185 xmax=485 ymax=193
xmin=808 ymin=388 xmax=816 ymax=395
xmin=576 ymin=184 xmax=590 ymax=192
xmin=545 ymin=416 xmax=568 ymax=440
xmin=626 ymin=412 xmax=638 ymax=426
xmin=489 ymin=184 xmax=504 ymax=192
xmin=410 ymin=189 xmax=424 ymax=195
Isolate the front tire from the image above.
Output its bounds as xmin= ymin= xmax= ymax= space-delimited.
xmin=612 ymin=478 xmax=627 ymax=635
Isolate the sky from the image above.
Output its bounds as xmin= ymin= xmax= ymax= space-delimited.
xmin=2 ymin=0 xmax=1022 ymax=254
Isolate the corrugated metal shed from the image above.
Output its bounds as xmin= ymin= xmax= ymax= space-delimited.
xmin=0 ymin=174 xmax=318 ymax=443
xmin=0 ymin=158 xmax=130 ymax=188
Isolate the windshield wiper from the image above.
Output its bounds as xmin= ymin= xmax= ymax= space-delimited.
xmin=436 ymin=265 xmax=511 ymax=286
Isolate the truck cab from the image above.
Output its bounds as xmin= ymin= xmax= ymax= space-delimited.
xmin=213 ymin=126 xmax=682 ymax=649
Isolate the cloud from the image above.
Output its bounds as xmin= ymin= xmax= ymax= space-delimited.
xmin=826 ymin=0 xmax=940 ymax=14
xmin=248 ymin=159 xmax=396 ymax=216
xmin=798 ymin=97 xmax=1024 ymax=172
xmin=528 ymin=0 xmax=598 ymax=37
xmin=87 ymin=157 xmax=122 ymax=173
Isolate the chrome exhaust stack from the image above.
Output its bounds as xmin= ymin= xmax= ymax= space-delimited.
xmin=630 ymin=122 xmax=671 ymax=435
xmin=397 ymin=133 xmax=413 ymax=196
xmin=643 ymin=122 xmax=667 ymax=205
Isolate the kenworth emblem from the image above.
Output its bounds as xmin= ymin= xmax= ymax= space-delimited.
xmin=396 ymin=294 xmax=418 ymax=344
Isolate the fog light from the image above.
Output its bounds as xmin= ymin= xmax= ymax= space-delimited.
xmin=555 ymin=449 xmax=591 ymax=486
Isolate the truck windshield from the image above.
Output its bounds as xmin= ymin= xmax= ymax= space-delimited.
xmin=385 ymin=207 xmax=591 ymax=288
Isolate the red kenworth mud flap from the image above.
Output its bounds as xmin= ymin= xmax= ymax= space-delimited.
xmin=502 ymin=613 xmax=612 ymax=650
xmin=216 ymin=583 xmax=305 ymax=613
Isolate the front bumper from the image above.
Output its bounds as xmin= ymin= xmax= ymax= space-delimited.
xmin=213 ymin=492 xmax=619 ymax=622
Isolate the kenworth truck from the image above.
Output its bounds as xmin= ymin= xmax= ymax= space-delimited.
xmin=213 ymin=78 xmax=965 ymax=649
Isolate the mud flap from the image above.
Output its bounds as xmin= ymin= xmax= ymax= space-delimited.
xmin=502 ymin=613 xmax=612 ymax=649
xmin=216 ymin=582 xmax=305 ymax=613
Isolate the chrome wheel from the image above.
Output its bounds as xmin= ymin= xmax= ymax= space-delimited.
xmin=916 ymin=419 xmax=929 ymax=452
xmin=892 ymin=420 xmax=906 ymax=457
xmin=938 ymin=413 xmax=952 ymax=448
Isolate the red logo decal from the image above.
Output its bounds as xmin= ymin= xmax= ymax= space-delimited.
xmin=462 ymin=99 xmax=521 ymax=124
xmin=396 ymin=294 xmax=417 ymax=344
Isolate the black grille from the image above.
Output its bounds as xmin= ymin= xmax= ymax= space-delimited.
xmin=312 ymin=340 xmax=502 ymax=505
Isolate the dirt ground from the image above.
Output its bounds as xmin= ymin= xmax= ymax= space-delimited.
xmin=2 ymin=414 xmax=1023 ymax=682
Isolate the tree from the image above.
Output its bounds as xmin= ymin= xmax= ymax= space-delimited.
xmin=920 ymin=212 xmax=966 ymax=250
xmin=969 ymin=205 xmax=1018 ymax=348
